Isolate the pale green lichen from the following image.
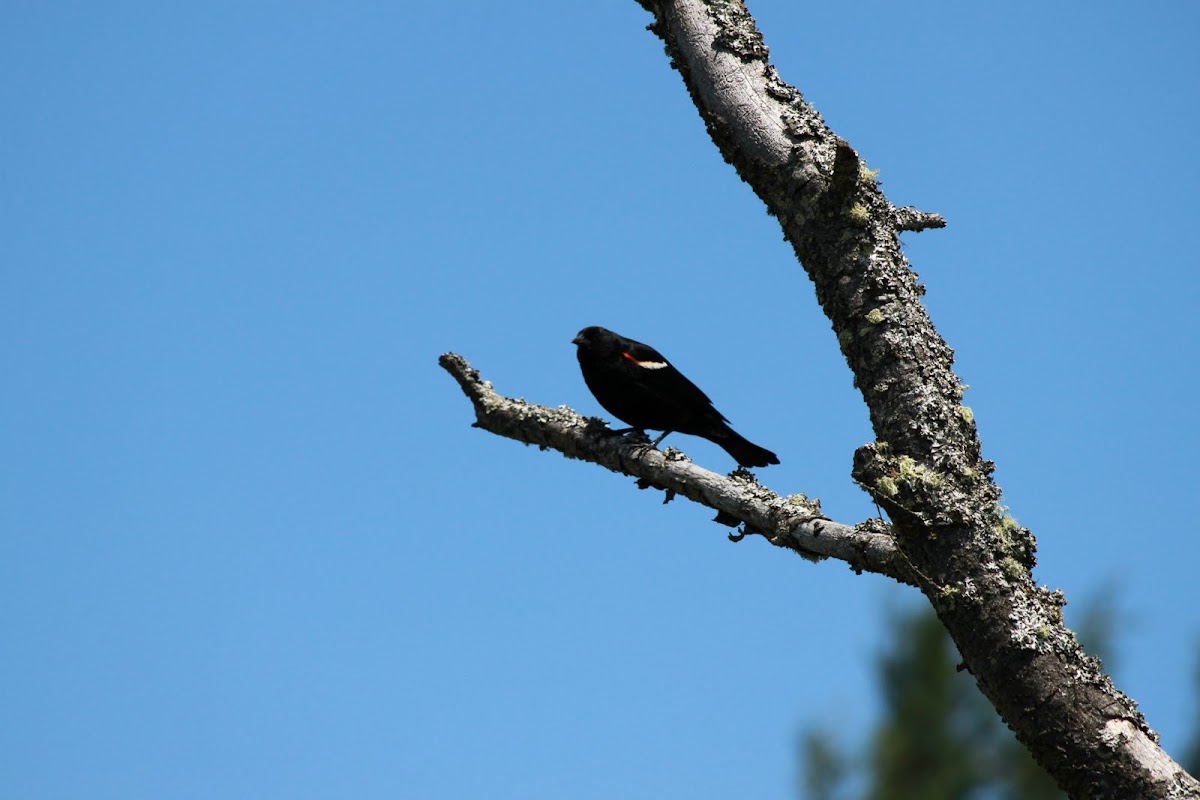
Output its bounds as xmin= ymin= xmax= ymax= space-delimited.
xmin=787 ymin=493 xmax=822 ymax=515
xmin=992 ymin=514 xmax=1023 ymax=552
xmin=848 ymin=203 xmax=870 ymax=225
xmin=957 ymin=405 xmax=975 ymax=425
xmin=1001 ymin=556 xmax=1026 ymax=580
xmin=897 ymin=455 xmax=943 ymax=487
xmin=877 ymin=476 xmax=899 ymax=497
xmin=998 ymin=514 xmax=1020 ymax=533
xmin=865 ymin=308 xmax=886 ymax=325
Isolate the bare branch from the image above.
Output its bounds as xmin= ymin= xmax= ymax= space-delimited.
xmin=894 ymin=206 xmax=947 ymax=232
xmin=631 ymin=1 xmax=1199 ymax=796
xmin=440 ymin=0 xmax=1199 ymax=795
xmin=439 ymin=353 xmax=917 ymax=585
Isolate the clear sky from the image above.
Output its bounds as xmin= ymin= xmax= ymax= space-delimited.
xmin=3 ymin=2 xmax=1198 ymax=798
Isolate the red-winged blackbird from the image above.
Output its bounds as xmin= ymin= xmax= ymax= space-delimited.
xmin=572 ymin=326 xmax=779 ymax=468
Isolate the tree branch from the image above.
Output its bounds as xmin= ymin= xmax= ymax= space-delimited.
xmin=630 ymin=1 xmax=1197 ymax=797
xmin=441 ymin=0 xmax=1198 ymax=796
xmin=439 ymin=352 xmax=916 ymax=585
xmin=894 ymin=206 xmax=948 ymax=232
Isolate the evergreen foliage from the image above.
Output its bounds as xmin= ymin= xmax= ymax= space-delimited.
xmin=798 ymin=594 xmax=1134 ymax=799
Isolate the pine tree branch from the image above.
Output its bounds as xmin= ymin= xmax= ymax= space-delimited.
xmin=439 ymin=352 xmax=915 ymax=584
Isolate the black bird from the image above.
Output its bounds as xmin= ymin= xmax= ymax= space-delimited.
xmin=572 ymin=326 xmax=779 ymax=468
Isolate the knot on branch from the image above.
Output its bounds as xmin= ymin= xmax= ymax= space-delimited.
xmin=853 ymin=443 xmax=1040 ymax=575
xmin=820 ymin=137 xmax=862 ymax=213
xmin=852 ymin=442 xmax=967 ymax=529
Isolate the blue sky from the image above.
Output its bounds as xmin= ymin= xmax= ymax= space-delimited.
xmin=3 ymin=2 xmax=1198 ymax=797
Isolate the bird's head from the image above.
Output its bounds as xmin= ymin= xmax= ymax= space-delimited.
xmin=572 ymin=326 xmax=612 ymax=348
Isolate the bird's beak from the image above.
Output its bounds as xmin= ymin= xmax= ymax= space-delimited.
xmin=571 ymin=335 xmax=584 ymax=345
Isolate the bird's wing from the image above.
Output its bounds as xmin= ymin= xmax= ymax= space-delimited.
xmin=620 ymin=339 xmax=671 ymax=368
xmin=620 ymin=340 xmax=725 ymax=422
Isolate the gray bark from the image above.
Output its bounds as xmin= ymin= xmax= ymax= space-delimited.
xmin=440 ymin=352 xmax=913 ymax=581
xmin=442 ymin=1 xmax=1200 ymax=797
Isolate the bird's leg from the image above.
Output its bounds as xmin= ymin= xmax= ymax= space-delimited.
xmin=608 ymin=428 xmax=670 ymax=459
xmin=621 ymin=428 xmax=663 ymax=460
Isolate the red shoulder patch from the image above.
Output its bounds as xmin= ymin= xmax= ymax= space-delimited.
xmin=622 ymin=352 xmax=669 ymax=370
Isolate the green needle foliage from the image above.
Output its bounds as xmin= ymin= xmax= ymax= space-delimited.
xmin=799 ymin=592 xmax=1134 ymax=800
xmin=866 ymin=608 xmax=996 ymax=800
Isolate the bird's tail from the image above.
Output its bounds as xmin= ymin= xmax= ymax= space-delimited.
xmin=710 ymin=427 xmax=779 ymax=468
